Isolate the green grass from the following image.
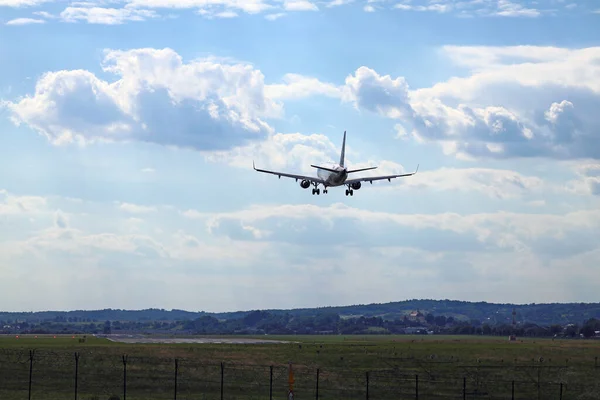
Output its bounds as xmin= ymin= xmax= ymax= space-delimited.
xmin=1 ymin=334 xmax=599 ymax=399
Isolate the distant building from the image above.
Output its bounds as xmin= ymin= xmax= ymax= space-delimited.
xmin=408 ymin=311 xmax=425 ymax=323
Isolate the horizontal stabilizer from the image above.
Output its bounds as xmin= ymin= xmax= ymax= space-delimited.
xmin=347 ymin=166 xmax=378 ymax=174
xmin=310 ymin=164 xmax=338 ymax=173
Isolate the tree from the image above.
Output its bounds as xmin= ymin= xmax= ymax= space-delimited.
xmin=581 ymin=325 xmax=595 ymax=338
xmin=425 ymin=313 xmax=435 ymax=324
xmin=482 ymin=323 xmax=492 ymax=335
xmin=103 ymin=320 xmax=111 ymax=334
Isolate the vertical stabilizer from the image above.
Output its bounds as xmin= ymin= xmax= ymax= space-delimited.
xmin=339 ymin=131 xmax=346 ymax=167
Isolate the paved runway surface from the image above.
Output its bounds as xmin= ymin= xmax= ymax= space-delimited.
xmin=100 ymin=334 xmax=292 ymax=344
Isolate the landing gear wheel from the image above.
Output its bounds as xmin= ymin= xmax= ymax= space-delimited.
xmin=350 ymin=189 xmax=353 ymax=196
xmin=316 ymin=189 xmax=320 ymax=195
xmin=345 ymin=189 xmax=349 ymax=196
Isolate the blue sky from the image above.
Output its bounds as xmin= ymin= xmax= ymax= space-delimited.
xmin=1 ymin=0 xmax=600 ymax=312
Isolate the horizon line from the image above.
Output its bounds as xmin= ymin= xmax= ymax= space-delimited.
xmin=2 ymin=298 xmax=599 ymax=314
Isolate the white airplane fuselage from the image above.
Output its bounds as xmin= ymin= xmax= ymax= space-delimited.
xmin=316 ymin=163 xmax=348 ymax=187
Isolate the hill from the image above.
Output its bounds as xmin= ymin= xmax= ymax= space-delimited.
xmin=2 ymin=299 xmax=599 ymax=326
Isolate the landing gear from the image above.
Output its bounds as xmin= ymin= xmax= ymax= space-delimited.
xmin=345 ymin=185 xmax=354 ymax=196
xmin=311 ymin=184 xmax=327 ymax=195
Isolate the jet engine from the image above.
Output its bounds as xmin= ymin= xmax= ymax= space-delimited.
xmin=351 ymin=182 xmax=362 ymax=190
xmin=300 ymin=180 xmax=311 ymax=189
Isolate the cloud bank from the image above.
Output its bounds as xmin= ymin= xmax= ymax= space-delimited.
xmin=2 ymin=189 xmax=600 ymax=311
xmin=2 ymin=0 xmax=593 ymax=25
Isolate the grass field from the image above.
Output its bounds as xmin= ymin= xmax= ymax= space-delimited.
xmin=1 ymin=334 xmax=599 ymax=399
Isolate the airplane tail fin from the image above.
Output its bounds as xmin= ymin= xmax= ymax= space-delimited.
xmin=339 ymin=130 xmax=346 ymax=168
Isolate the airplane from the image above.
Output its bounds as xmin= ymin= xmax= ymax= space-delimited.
xmin=252 ymin=131 xmax=419 ymax=196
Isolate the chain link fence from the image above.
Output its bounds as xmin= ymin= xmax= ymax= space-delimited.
xmin=0 ymin=349 xmax=598 ymax=399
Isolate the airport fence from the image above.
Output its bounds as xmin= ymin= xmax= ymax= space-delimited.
xmin=0 ymin=348 xmax=599 ymax=399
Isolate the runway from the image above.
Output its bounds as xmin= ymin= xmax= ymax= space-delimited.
xmin=99 ymin=334 xmax=292 ymax=344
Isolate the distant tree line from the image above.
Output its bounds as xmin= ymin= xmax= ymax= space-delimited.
xmin=2 ymin=309 xmax=599 ymax=339
xmin=3 ymin=300 xmax=600 ymax=328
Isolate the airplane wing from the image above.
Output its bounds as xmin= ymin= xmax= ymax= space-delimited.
xmin=253 ymin=161 xmax=326 ymax=184
xmin=345 ymin=164 xmax=419 ymax=185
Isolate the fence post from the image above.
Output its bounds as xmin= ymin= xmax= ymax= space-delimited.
xmin=174 ymin=359 xmax=178 ymax=400
xmin=595 ymin=357 xmax=598 ymax=368
xmin=122 ymin=355 xmax=128 ymax=400
xmin=366 ymin=371 xmax=369 ymax=400
xmin=315 ymin=368 xmax=319 ymax=400
xmin=415 ymin=374 xmax=418 ymax=400
xmin=28 ymin=349 xmax=35 ymax=400
xmin=537 ymin=367 xmax=541 ymax=400
xmin=74 ymin=352 xmax=80 ymax=400
xmin=511 ymin=380 xmax=515 ymax=400
xmin=270 ymin=366 xmax=273 ymax=400
xmin=559 ymin=382 xmax=563 ymax=400
xmin=463 ymin=377 xmax=466 ymax=400
xmin=220 ymin=362 xmax=224 ymax=400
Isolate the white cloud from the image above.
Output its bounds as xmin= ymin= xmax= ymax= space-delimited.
xmin=394 ymin=2 xmax=453 ymax=13
xmin=124 ymin=0 xmax=274 ymax=14
xmin=199 ymin=202 xmax=600 ymax=262
xmin=0 ymin=47 xmax=395 ymax=176
xmin=118 ymin=202 xmax=158 ymax=214
xmin=0 ymin=189 xmax=47 ymax=215
xmin=0 ymin=0 xmax=52 ymax=6
xmin=5 ymin=17 xmax=45 ymax=24
xmin=265 ymin=73 xmax=343 ymax=100
xmin=60 ymin=7 xmax=159 ymax=24
xmin=338 ymin=46 xmax=600 ymax=160
xmin=5 ymin=44 xmax=600 ymax=179
xmin=2 ymin=48 xmax=278 ymax=152
xmin=392 ymin=0 xmax=543 ymax=17
xmin=423 ymin=46 xmax=600 ymax=95
xmin=566 ymin=163 xmax=600 ymax=196
xmin=528 ymin=200 xmax=546 ymax=207
xmin=32 ymin=10 xmax=55 ymax=18
xmin=492 ymin=0 xmax=540 ymax=17
xmin=206 ymin=131 xmax=339 ymax=174
xmin=283 ymin=0 xmax=318 ymax=11
xmin=327 ymin=0 xmax=353 ymax=7
xmin=3 ymin=188 xmax=600 ymax=310
xmin=2 ymin=0 xmax=563 ymax=25
xmin=397 ymin=167 xmax=551 ymax=199
xmin=265 ymin=12 xmax=285 ymax=19
xmin=214 ymin=10 xmax=237 ymax=17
